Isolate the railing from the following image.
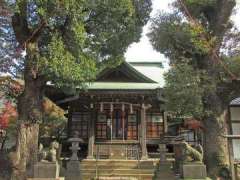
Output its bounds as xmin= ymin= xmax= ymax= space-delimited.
xmin=126 ymin=144 xmax=141 ymax=160
xmin=94 ymin=143 xmax=141 ymax=179
xmin=95 ymin=143 xmax=141 ymax=160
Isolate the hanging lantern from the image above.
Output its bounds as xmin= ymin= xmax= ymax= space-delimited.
xmin=130 ymin=104 xmax=133 ymax=114
xmin=100 ymin=103 xmax=103 ymax=112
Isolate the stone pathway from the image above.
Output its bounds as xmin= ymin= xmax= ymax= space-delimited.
xmin=153 ymin=163 xmax=176 ymax=180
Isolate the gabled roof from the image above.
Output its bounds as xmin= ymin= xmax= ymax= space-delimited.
xmin=230 ymin=97 xmax=240 ymax=106
xmin=129 ymin=63 xmax=165 ymax=86
xmin=96 ymin=61 xmax=157 ymax=83
xmin=129 ymin=61 xmax=163 ymax=68
xmin=86 ymin=82 xmax=160 ymax=90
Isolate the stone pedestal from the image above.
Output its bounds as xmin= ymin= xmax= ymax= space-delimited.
xmin=158 ymin=143 xmax=167 ymax=164
xmin=182 ymin=163 xmax=207 ymax=179
xmin=33 ymin=162 xmax=59 ymax=178
xmin=66 ymin=161 xmax=81 ymax=180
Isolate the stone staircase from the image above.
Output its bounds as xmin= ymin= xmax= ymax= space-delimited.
xmin=78 ymin=159 xmax=177 ymax=180
xmin=80 ymin=159 xmax=158 ymax=180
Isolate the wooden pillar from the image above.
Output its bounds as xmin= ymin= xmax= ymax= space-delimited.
xmin=163 ymin=111 xmax=168 ymax=134
xmin=228 ymin=107 xmax=236 ymax=180
xmin=140 ymin=104 xmax=148 ymax=160
xmin=122 ymin=104 xmax=125 ymax=141
xmin=67 ymin=105 xmax=73 ymax=137
xmin=87 ymin=105 xmax=95 ymax=159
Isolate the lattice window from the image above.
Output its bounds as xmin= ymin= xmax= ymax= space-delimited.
xmin=146 ymin=113 xmax=163 ymax=139
xmin=71 ymin=112 xmax=89 ymax=138
xmin=96 ymin=114 xmax=107 ymax=139
xmin=127 ymin=114 xmax=137 ymax=140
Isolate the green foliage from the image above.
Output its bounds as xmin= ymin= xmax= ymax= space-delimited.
xmin=40 ymin=98 xmax=67 ymax=140
xmin=2 ymin=0 xmax=152 ymax=89
xmin=222 ymin=56 xmax=240 ymax=79
xmin=40 ymin=34 xmax=96 ymax=88
xmin=180 ymin=0 xmax=217 ymax=20
xmin=148 ymin=12 xmax=208 ymax=67
xmin=164 ymin=62 xmax=204 ymax=118
xmin=149 ymin=0 xmax=238 ymax=119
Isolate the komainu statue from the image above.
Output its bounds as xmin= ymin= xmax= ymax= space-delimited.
xmin=38 ymin=140 xmax=60 ymax=162
xmin=179 ymin=141 xmax=203 ymax=163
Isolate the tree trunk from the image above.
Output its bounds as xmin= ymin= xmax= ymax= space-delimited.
xmin=12 ymin=124 xmax=39 ymax=180
xmin=203 ymin=94 xmax=230 ymax=180
xmin=11 ymin=43 xmax=45 ymax=180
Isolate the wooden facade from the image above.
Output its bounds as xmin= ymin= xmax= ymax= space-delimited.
xmin=48 ymin=61 xmax=165 ymax=159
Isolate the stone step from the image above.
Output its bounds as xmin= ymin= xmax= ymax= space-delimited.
xmin=80 ymin=160 xmax=155 ymax=165
xmin=82 ymin=173 xmax=154 ymax=180
xmin=80 ymin=162 xmax=155 ymax=166
xmin=153 ymin=163 xmax=176 ymax=180
xmin=81 ymin=161 xmax=155 ymax=179
xmin=94 ymin=177 xmax=138 ymax=180
xmin=27 ymin=178 xmax=64 ymax=180
xmin=80 ymin=164 xmax=156 ymax=169
xmin=80 ymin=160 xmax=156 ymax=169
xmin=65 ymin=160 xmax=160 ymax=180
xmin=81 ymin=168 xmax=155 ymax=174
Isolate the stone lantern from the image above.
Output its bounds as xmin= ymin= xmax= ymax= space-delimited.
xmin=68 ymin=131 xmax=83 ymax=161
xmin=66 ymin=131 xmax=84 ymax=180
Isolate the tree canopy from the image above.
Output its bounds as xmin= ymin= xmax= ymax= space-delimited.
xmin=149 ymin=0 xmax=240 ymax=178
xmin=0 ymin=1 xmax=152 ymax=177
xmin=1 ymin=0 xmax=152 ymax=88
xmin=148 ymin=0 xmax=240 ymax=118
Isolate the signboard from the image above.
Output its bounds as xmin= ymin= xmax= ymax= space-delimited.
xmin=98 ymin=114 xmax=107 ymax=122
xmin=147 ymin=114 xmax=163 ymax=122
xmin=128 ymin=115 xmax=137 ymax=122
xmin=152 ymin=115 xmax=163 ymax=123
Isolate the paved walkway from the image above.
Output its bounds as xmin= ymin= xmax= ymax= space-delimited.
xmin=154 ymin=163 xmax=176 ymax=180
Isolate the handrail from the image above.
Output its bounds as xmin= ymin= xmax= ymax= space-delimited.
xmin=137 ymin=143 xmax=141 ymax=180
xmin=95 ymin=145 xmax=99 ymax=179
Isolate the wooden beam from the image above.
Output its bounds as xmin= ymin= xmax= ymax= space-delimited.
xmin=224 ymin=135 xmax=240 ymax=139
xmin=140 ymin=104 xmax=148 ymax=160
xmin=56 ymin=95 xmax=79 ymax=104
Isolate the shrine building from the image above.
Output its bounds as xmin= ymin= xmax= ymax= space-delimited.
xmin=47 ymin=61 xmax=166 ymax=160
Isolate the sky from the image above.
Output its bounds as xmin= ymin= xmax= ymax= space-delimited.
xmin=124 ymin=0 xmax=175 ymax=86
xmin=125 ymin=0 xmax=240 ymax=68
xmin=125 ymin=0 xmax=173 ymax=67
xmin=124 ymin=0 xmax=240 ymax=86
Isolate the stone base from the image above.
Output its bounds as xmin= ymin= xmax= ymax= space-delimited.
xmin=66 ymin=161 xmax=81 ymax=180
xmin=33 ymin=162 xmax=59 ymax=178
xmin=182 ymin=163 xmax=207 ymax=179
xmin=28 ymin=178 xmax=64 ymax=180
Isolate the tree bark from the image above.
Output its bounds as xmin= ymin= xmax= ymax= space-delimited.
xmin=203 ymin=93 xmax=230 ymax=179
xmin=11 ymin=43 xmax=45 ymax=180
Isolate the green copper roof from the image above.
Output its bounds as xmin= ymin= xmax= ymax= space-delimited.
xmin=86 ymin=82 xmax=161 ymax=90
xmin=131 ymin=65 xmax=165 ymax=86
xmin=129 ymin=61 xmax=163 ymax=68
xmin=97 ymin=61 xmax=157 ymax=83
